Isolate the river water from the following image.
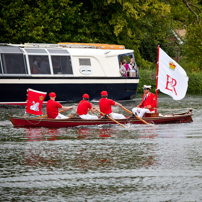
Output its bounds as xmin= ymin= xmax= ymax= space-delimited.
xmin=1 ymin=94 xmax=202 ymax=202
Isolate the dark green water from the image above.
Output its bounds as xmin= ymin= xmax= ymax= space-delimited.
xmin=1 ymin=94 xmax=202 ymax=201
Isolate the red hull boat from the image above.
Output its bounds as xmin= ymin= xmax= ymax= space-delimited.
xmin=8 ymin=110 xmax=193 ymax=128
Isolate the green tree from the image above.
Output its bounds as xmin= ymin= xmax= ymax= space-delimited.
xmin=183 ymin=0 xmax=202 ymax=71
xmin=0 ymin=0 xmax=175 ymax=68
xmin=167 ymin=0 xmax=202 ymax=71
xmin=0 ymin=0 xmax=82 ymax=43
xmin=69 ymin=0 xmax=171 ymax=67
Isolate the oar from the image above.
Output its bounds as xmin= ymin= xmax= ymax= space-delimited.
xmin=38 ymin=109 xmax=65 ymax=119
xmin=121 ymin=106 xmax=153 ymax=125
xmin=97 ymin=110 xmax=126 ymax=128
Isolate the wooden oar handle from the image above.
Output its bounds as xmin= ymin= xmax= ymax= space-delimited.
xmin=134 ymin=115 xmax=149 ymax=125
xmin=38 ymin=109 xmax=65 ymax=119
xmin=96 ymin=109 xmax=126 ymax=128
xmin=121 ymin=106 xmax=152 ymax=126
xmin=98 ymin=110 xmax=105 ymax=116
xmin=108 ymin=116 xmax=126 ymax=128
xmin=59 ymin=109 xmax=66 ymax=113
xmin=121 ymin=106 xmax=133 ymax=115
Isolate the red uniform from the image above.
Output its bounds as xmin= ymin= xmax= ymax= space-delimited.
xmin=99 ymin=98 xmax=115 ymax=115
xmin=139 ymin=92 xmax=157 ymax=111
xmin=46 ymin=99 xmax=62 ymax=118
xmin=76 ymin=100 xmax=92 ymax=115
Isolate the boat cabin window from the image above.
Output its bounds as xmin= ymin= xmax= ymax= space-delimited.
xmin=1 ymin=54 xmax=27 ymax=74
xmin=28 ymin=55 xmax=51 ymax=74
xmin=51 ymin=56 xmax=73 ymax=74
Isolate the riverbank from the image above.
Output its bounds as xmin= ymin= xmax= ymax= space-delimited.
xmin=138 ymin=69 xmax=202 ymax=94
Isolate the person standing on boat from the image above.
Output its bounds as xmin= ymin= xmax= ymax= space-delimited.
xmin=39 ymin=57 xmax=50 ymax=74
xmin=33 ymin=57 xmax=41 ymax=68
xmin=99 ymin=91 xmax=126 ymax=119
xmin=132 ymin=85 xmax=157 ymax=118
xmin=46 ymin=92 xmax=73 ymax=119
xmin=31 ymin=57 xmax=41 ymax=74
xmin=129 ymin=58 xmax=137 ymax=77
xmin=123 ymin=59 xmax=130 ymax=77
xmin=76 ymin=94 xmax=98 ymax=119
xmin=119 ymin=61 xmax=127 ymax=77
xmin=52 ymin=57 xmax=61 ymax=74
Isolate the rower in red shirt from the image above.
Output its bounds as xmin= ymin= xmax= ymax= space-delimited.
xmin=46 ymin=92 xmax=73 ymax=119
xmin=99 ymin=91 xmax=126 ymax=119
xmin=132 ymin=85 xmax=157 ymax=118
xmin=76 ymin=94 xmax=98 ymax=119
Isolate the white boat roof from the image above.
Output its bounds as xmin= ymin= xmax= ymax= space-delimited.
xmin=3 ymin=43 xmax=134 ymax=56
xmin=67 ymin=48 xmax=134 ymax=57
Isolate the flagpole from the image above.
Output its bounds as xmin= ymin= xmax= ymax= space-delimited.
xmin=155 ymin=45 xmax=160 ymax=113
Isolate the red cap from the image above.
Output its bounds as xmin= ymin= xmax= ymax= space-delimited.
xmin=49 ymin=92 xmax=56 ymax=97
xmin=101 ymin=91 xmax=108 ymax=96
xmin=82 ymin=93 xmax=89 ymax=99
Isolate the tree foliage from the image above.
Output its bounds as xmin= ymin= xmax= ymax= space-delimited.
xmin=0 ymin=0 xmax=201 ymax=70
xmin=0 ymin=0 xmax=82 ymax=43
xmin=167 ymin=0 xmax=202 ymax=71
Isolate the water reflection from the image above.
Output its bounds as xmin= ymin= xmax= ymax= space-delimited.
xmin=78 ymin=128 xmax=113 ymax=138
xmin=25 ymin=128 xmax=58 ymax=141
xmin=23 ymin=127 xmax=115 ymax=169
xmin=75 ymin=147 xmax=115 ymax=170
xmin=23 ymin=124 xmax=188 ymax=143
xmin=24 ymin=127 xmax=114 ymax=141
xmin=1 ymin=95 xmax=202 ymax=201
xmin=138 ymin=127 xmax=159 ymax=139
xmin=23 ymin=127 xmax=159 ymax=171
xmin=25 ymin=145 xmax=58 ymax=167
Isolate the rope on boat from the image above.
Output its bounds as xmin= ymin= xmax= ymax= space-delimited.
xmin=25 ymin=117 xmax=44 ymax=125
xmin=24 ymin=113 xmax=76 ymax=126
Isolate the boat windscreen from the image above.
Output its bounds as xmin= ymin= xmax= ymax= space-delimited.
xmin=0 ymin=46 xmax=23 ymax=54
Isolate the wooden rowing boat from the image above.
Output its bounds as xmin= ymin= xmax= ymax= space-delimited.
xmin=8 ymin=110 xmax=193 ymax=128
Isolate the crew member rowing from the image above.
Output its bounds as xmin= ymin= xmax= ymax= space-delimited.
xmin=46 ymin=92 xmax=73 ymax=119
xmin=99 ymin=91 xmax=126 ymax=119
xmin=76 ymin=93 xmax=98 ymax=119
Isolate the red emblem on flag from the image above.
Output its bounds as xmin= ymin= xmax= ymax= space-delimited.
xmin=26 ymin=88 xmax=47 ymax=115
xmin=165 ymin=74 xmax=177 ymax=95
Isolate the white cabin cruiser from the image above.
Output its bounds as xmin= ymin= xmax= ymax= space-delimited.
xmin=0 ymin=43 xmax=139 ymax=105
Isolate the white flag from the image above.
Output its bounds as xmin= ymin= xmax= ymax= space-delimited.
xmin=158 ymin=48 xmax=188 ymax=100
